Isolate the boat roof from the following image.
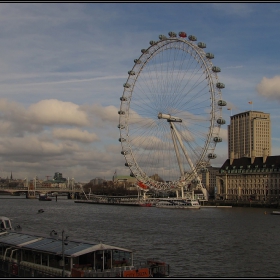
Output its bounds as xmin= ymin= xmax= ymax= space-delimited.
xmin=0 ymin=230 xmax=133 ymax=257
xmin=0 ymin=216 xmax=10 ymax=221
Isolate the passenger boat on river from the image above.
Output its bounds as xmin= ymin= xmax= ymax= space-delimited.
xmin=38 ymin=193 xmax=52 ymax=201
xmin=156 ymin=199 xmax=201 ymax=209
xmin=0 ymin=216 xmax=169 ymax=277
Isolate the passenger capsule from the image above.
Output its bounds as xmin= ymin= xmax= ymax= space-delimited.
xmin=118 ymin=124 xmax=125 ymax=129
xmin=197 ymin=42 xmax=206 ymax=48
xmin=217 ymin=118 xmax=226 ymax=125
xmin=208 ymin=153 xmax=217 ymax=159
xmin=206 ymin=53 xmax=214 ymax=59
xmin=149 ymin=40 xmax=157 ymax=46
xmin=216 ymin=82 xmax=225 ymax=89
xmin=130 ymin=172 xmax=135 ymax=177
xmin=119 ymin=138 xmax=126 ymax=142
xmin=128 ymin=70 xmax=135 ymax=75
xmin=200 ymin=168 xmax=208 ymax=173
xmin=214 ymin=137 xmax=222 ymax=142
xmin=218 ymin=100 xmax=227 ymax=106
xmin=168 ymin=31 xmax=177 ymax=38
xmin=212 ymin=66 xmax=221 ymax=73
xmin=123 ymin=83 xmax=131 ymax=88
xmin=120 ymin=96 xmax=127 ymax=101
xmin=191 ymin=179 xmax=200 ymax=184
xmin=125 ymin=162 xmax=132 ymax=167
xmin=134 ymin=59 xmax=141 ymax=64
xmin=188 ymin=35 xmax=197 ymax=41
xmin=118 ymin=110 xmax=125 ymax=115
xmin=179 ymin=32 xmax=187 ymax=38
xmin=121 ymin=150 xmax=129 ymax=155
xmin=141 ymin=49 xmax=149 ymax=54
xmin=159 ymin=35 xmax=167 ymax=40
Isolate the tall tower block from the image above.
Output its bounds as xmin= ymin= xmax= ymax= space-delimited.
xmin=228 ymin=111 xmax=271 ymax=159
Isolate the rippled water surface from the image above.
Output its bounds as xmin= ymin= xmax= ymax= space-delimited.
xmin=1 ymin=196 xmax=279 ymax=277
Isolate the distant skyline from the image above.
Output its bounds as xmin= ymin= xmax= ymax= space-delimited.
xmin=0 ymin=3 xmax=280 ymax=182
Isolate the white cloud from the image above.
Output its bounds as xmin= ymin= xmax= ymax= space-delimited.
xmin=28 ymin=99 xmax=90 ymax=126
xmin=256 ymin=76 xmax=280 ymax=101
xmin=0 ymin=98 xmax=89 ymax=127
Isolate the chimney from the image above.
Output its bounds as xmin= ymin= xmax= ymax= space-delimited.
xmin=263 ymin=148 xmax=268 ymax=163
xmin=230 ymin=151 xmax=234 ymax=165
xmin=251 ymin=150 xmax=256 ymax=164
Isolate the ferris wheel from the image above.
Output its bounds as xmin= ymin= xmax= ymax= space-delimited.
xmin=118 ymin=31 xmax=226 ymax=192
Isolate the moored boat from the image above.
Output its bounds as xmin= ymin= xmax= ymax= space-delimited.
xmin=0 ymin=216 xmax=169 ymax=278
xmin=39 ymin=193 xmax=52 ymax=201
xmin=156 ymin=199 xmax=201 ymax=209
xmin=271 ymin=211 xmax=280 ymax=215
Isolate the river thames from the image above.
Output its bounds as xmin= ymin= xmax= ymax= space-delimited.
xmin=1 ymin=195 xmax=279 ymax=277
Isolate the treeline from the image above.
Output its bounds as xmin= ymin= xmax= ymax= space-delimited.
xmin=82 ymin=181 xmax=138 ymax=196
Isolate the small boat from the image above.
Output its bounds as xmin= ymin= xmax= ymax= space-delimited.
xmin=156 ymin=199 xmax=201 ymax=209
xmin=38 ymin=209 xmax=44 ymax=214
xmin=139 ymin=202 xmax=153 ymax=207
xmin=39 ymin=193 xmax=52 ymax=201
xmin=271 ymin=211 xmax=280 ymax=215
xmin=0 ymin=216 xmax=170 ymax=278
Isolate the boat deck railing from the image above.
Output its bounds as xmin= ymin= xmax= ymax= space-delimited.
xmin=82 ymin=260 xmax=169 ymax=278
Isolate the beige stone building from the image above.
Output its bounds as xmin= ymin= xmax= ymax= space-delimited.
xmin=199 ymin=166 xmax=220 ymax=198
xmin=216 ymin=152 xmax=280 ymax=201
xmin=228 ymin=110 xmax=271 ymax=159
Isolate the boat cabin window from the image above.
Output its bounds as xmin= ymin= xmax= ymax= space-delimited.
xmin=49 ymin=254 xmax=62 ymax=269
xmin=42 ymin=253 xmax=49 ymax=266
xmin=113 ymin=250 xmax=131 ymax=266
xmin=1 ymin=219 xmax=11 ymax=229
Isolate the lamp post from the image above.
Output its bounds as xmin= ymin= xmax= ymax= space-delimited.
xmin=50 ymin=230 xmax=69 ymax=277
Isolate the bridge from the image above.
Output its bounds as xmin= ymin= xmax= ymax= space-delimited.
xmin=0 ymin=185 xmax=85 ymax=198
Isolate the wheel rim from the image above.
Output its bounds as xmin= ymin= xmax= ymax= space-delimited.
xmin=119 ymin=32 xmax=226 ymax=191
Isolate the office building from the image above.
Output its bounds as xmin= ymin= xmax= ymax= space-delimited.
xmin=228 ymin=110 xmax=271 ymax=159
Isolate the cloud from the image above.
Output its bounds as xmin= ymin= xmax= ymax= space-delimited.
xmin=52 ymin=128 xmax=99 ymax=143
xmin=28 ymin=99 xmax=89 ymax=126
xmin=256 ymin=76 xmax=280 ymax=100
xmin=0 ymin=135 xmax=80 ymax=157
xmin=0 ymin=98 xmax=92 ymax=138
xmin=81 ymin=104 xmax=120 ymax=130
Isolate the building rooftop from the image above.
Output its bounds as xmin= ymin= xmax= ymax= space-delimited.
xmin=220 ymin=155 xmax=280 ymax=172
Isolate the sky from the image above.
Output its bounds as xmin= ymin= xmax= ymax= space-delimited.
xmin=1 ymin=2 xmax=280 ymax=183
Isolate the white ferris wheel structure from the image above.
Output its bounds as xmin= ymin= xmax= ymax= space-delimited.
xmin=118 ymin=31 xmax=227 ymax=200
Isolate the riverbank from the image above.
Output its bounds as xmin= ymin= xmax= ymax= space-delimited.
xmin=74 ymin=197 xmax=280 ymax=209
xmin=203 ymin=200 xmax=280 ymax=209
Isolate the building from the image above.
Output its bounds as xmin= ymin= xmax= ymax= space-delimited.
xmin=199 ymin=166 xmax=220 ymax=198
xmin=216 ymin=151 xmax=280 ymax=202
xmin=113 ymin=175 xmax=137 ymax=185
xmin=41 ymin=172 xmax=68 ymax=188
xmin=90 ymin=177 xmax=106 ymax=186
xmin=228 ymin=110 xmax=271 ymax=159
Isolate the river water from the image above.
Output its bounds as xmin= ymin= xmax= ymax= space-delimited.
xmin=0 ymin=195 xmax=279 ymax=277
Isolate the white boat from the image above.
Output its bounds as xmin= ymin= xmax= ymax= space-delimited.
xmin=155 ymin=199 xmax=201 ymax=209
xmin=271 ymin=211 xmax=280 ymax=215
